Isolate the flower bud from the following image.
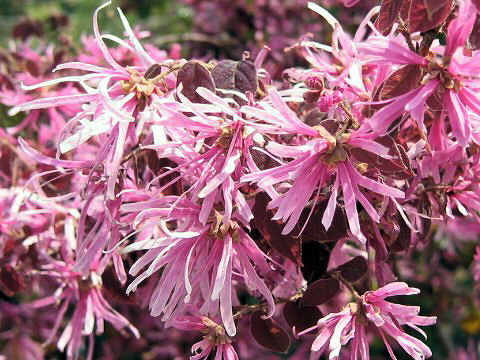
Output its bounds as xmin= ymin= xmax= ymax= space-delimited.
xmin=304 ymin=73 xmax=324 ymax=91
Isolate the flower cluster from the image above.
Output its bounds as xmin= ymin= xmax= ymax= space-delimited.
xmin=2 ymin=0 xmax=480 ymax=359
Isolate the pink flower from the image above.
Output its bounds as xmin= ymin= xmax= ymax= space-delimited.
xmin=154 ymin=86 xmax=259 ymax=226
xmin=299 ymin=282 xmax=437 ymax=360
xmin=18 ymin=1 xmax=176 ymax=200
xmin=242 ymin=89 xmax=404 ymax=242
xmin=31 ymin=256 xmax=139 ymax=360
xmin=173 ymin=316 xmax=239 ymax=360
xmin=358 ymin=0 xmax=480 ymax=148
xmin=121 ymin=196 xmax=274 ymax=337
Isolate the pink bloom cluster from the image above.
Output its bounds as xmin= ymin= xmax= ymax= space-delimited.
xmin=2 ymin=0 xmax=480 ymax=359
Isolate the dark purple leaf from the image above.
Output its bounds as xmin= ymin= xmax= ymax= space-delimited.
xmin=283 ymin=301 xmax=322 ymax=332
xmin=303 ymin=90 xmax=321 ymax=104
xmin=211 ymin=60 xmax=237 ymax=91
xmin=25 ymin=60 xmax=40 ymax=77
xmin=211 ymin=59 xmax=257 ymax=104
xmin=301 ymin=278 xmax=340 ymax=306
xmin=409 ymin=0 xmax=452 ymax=32
xmin=101 ymin=266 xmax=137 ymax=305
xmin=250 ymin=146 xmax=277 ymax=170
xmin=423 ymin=0 xmax=452 ymax=19
xmin=144 ymin=149 xmax=163 ymax=175
xmin=252 ymin=192 xmax=302 ymax=265
xmin=379 ymin=65 xmax=423 ymax=101
xmin=295 ymin=200 xmax=348 ymax=243
xmin=235 ymin=60 xmax=257 ymax=94
xmin=376 ymin=0 xmax=410 ymax=35
xmin=350 ymin=135 xmax=414 ymax=180
xmin=52 ymin=51 xmax=66 ymax=70
xmin=144 ymin=63 xmax=163 ymax=80
xmin=12 ymin=19 xmax=44 ymax=40
xmin=389 ymin=215 xmax=412 ymax=252
xmin=468 ymin=14 xmax=480 ymax=50
xmin=0 ymin=264 xmax=25 ymax=297
xmin=318 ymin=119 xmax=341 ymax=136
xmin=250 ymin=310 xmax=291 ymax=353
xmin=334 ymin=256 xmax=368 ymax=283
xmin=418 ymin=192 xmax=432 ymax=242
xmin=427 ymin=85 xmax=446 ymax=112
xmin=301 ymin=242 xmax=332 ymax=284
xmin=302 ymin=109 xmax=324 ymax=128
xmin=176 ymin=61 xmax=215 ymax=104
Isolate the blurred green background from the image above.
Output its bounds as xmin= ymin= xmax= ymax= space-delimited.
xmin=0 ymin=0 xmax=193 ymax=47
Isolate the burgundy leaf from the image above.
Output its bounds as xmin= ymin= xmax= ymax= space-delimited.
xmin=302 ymin=109 xmax=324 ymax=128
xmin=12 ymin=19 xmax=44 ymax=40
xmin=303 ymin=90 xmax=321 ymax=104
xmin=211 ymin=60 xmax=236 ymax=90
xmin=101 ymin=266 xmax=137 ymax=305
xmin=376 ymin=0 xmax=410 ymax=35
xmin=423 ymin=0 xmax=451 ymax=19
xmin=474 ymin=0 xmax=480 ymax=12
xmin=301 ymin=241 xmax=332 ymax=284
xmin=301 ymin=278 xmax=340 ymax=306
xmin=250 ymin=310 xmax=291 ymax=353
xmin=350 ymin=135 xmax=414 ymax=180
xmin=418 ymin=192 xmax=432 ymax=242
xmin=211 ymin=59 xmax=257 ymax=104
xmin=409 ymin=0 xmax=453 ymax=32
xmin=0 ymin=264 xmax=26 ymax=297
xmin=318 ymin=119 xmax=341 ymax=136
xmin=468 ymin=14 xmax=480 ymax=50
xmin=427 ymin=85 xmax=446 ymax=112
xmin=25 ymin=60 xmax=40 ymax=78
xmin=250 ymin=146 xmax=277 ymax=171
xmin=295 ymin=200 xmax=348 ymax=243
xmin=144 ymin=63 xmax=163 ymax=80
xmin=379 ymin=65 xmax=423 ymax=101
xmin=176 ymin=61 xmax=215 ymax=104
xmin=389 ymin=214 xmax=412 ymax=252
xmin=234 ymin=60 xmax=258 ymax=94
xmin=283 ymin=301 xmax=322 ymax=332
xmin=252 ymin=192 xmax=302 ymax=265
xmin=144 ymin=149 xmax=163 ymax=175
xmin=333 ymin=256 xmax=368 ymax=283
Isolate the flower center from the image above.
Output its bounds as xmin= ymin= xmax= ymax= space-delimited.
xmin=121 ymin=64 xmax=170 ymax=112
xmin=208 ymin=210 xmax=241 ymax=242
xmin=201 ymin=317 xmax=232 ymax=345
xmin=425 ymin=58 xmax=463 ymax=91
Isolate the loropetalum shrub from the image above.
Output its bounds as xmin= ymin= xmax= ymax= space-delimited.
xmin=2 ymin=0 xmax=480 ymax=359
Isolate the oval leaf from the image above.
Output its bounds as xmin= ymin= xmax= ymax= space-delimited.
xmin=409 ymin=0 xmax=452 ymax=32
xmin=376 ymin=0 xmax=409 ymax=35
xmin=250 ymin=310 xmax=291 ymax=353
xmin=350 ymin=135 xmax=414 ymax=180
xmin=300 ymin=241 xmax=332 ymax=284
xmin=252 ymin=192 xmax=302 ymax=265
xmin=283 ymin=301 xmax=322 ymax=332
xmin=176 ymin=61 xmax=215 ymax=104
xmin=234 ymin=59 xmax=257 ymax=94
xmin=379 ymin=65 xmax=423 ymax=101
xmin=295 ymin=200 xmax=348 ymax=243
xmin=334 ymin=256 xmax=368 ymax=283
xmin=301 ymin=277 xmax=340 ymax=306
xmin=211 ymin=60 xmax=237 ymax=91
